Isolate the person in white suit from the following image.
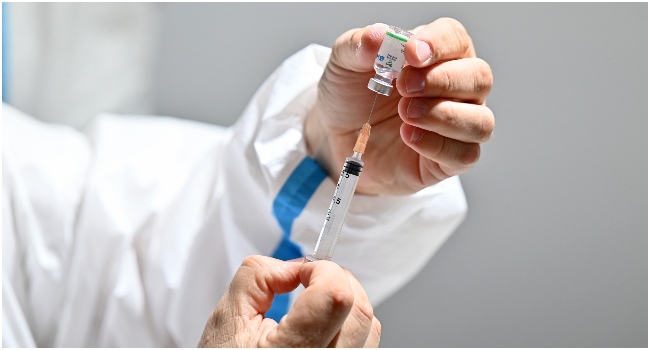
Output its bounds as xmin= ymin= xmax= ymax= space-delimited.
xmin=2 ymin=18 xmax=494 ymax=347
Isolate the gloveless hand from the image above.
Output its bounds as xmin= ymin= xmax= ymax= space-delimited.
xmin=305 ymin=18 xmax=494 ymax=195
xmin=198 ymin=256 xmax=381 ymax=348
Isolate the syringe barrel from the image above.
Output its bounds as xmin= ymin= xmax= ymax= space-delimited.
xmin=310 ymin=156 xmax=363 ymax=261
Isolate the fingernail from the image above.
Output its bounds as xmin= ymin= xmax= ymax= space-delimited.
xmin=410 ymin=127 xmax=423 ymax=142
xmin=406 ymin=69 xmax=425 ymax=93
xmin=407 ymin=98 xmax=426 ymax=119
xmin=415 ymin=40 xmax=432 ymax=63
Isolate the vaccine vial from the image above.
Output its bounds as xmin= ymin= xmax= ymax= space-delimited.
xmin=368 ymin=26 xmax=413 ymax=96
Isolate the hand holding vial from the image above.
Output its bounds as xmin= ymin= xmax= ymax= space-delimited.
xmin=305 ymin=19 xmax=495 ymax=196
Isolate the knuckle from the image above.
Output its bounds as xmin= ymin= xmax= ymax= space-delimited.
xmin=459 ymin=143 xmax=481 ymax=166
xmin=441 ymin=17 xmax=467 ymax=34
xmin=241 ymin=255 xmax=265 ymax=269
xmin=324 ymin=285 xmax=355 ymax=311
xmin=473 ymin=60 xmax=494 ymax=94
xmin=442 ymin=17 xmax=470 ymax=55
xmin=438 ymin=101 xmax=458 ymax=126
xmin=433 ymin=66 xmax=454 ymax=92
xmin=238 ymin=256 xmax=270 ymax=295
xmin=477 ymin=109 xmax=495 ymax=142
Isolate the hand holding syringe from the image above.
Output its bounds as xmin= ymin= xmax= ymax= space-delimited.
xmin=306 ymin=26 xmax=412 ymax=262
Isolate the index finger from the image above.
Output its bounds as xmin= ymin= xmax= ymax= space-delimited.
xmin=228 ymin=256 xmax=303 ymax=318
xmin=260 ymin=261 xmax=354 ymax=347
xmin=404 ymin=17 xmax=476 ymax=67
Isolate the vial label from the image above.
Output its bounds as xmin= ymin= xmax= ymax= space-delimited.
xmin=374 ymin=28 xmax=410 ymax=74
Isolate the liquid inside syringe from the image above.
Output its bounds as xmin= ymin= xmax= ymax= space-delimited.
xmin=306 ymin=94 xmax=378 ymax=262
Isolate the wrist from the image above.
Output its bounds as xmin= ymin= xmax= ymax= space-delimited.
xmin=304 ymin=104 xmax=338 ymax=180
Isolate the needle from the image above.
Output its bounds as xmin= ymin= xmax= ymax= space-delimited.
xmin=367 ymin=93 xmax=378 ymax=124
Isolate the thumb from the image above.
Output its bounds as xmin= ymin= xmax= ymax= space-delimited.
xmin=227 ymin=256 xmax=302 ymax=318
xmin=329 ymin=23 xmax=389 ymax=73
xmin=260 ymin=261 xmax=354 ymax=347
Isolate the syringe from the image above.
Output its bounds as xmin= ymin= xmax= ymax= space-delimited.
xmin=305 ymin=26 xmax=411 ymax=262
xmin=306 ymin=95 xmax=378 ymax=262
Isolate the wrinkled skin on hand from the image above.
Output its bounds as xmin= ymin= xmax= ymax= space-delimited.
xmin=198 ymin=256 xmax=381 ymax=348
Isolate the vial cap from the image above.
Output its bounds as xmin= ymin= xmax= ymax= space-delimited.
xmin=367 ymin=77 xmax=392 ymax=96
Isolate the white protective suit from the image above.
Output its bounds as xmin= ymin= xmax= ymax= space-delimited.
xmin=2 ymin=44 xmax=467 ymax=347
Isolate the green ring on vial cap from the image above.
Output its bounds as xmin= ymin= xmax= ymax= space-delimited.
xmin=386 ymin=31 xmax=408 ymax=42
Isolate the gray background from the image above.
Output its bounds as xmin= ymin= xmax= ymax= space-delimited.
xmin=152 ymin=3 xmax=647 ymax=347
xmin=8 ymin=2 xmax=647 ymax=347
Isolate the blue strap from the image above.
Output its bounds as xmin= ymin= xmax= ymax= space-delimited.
xmin=266 ymin=157 xmax=327 ymax=322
